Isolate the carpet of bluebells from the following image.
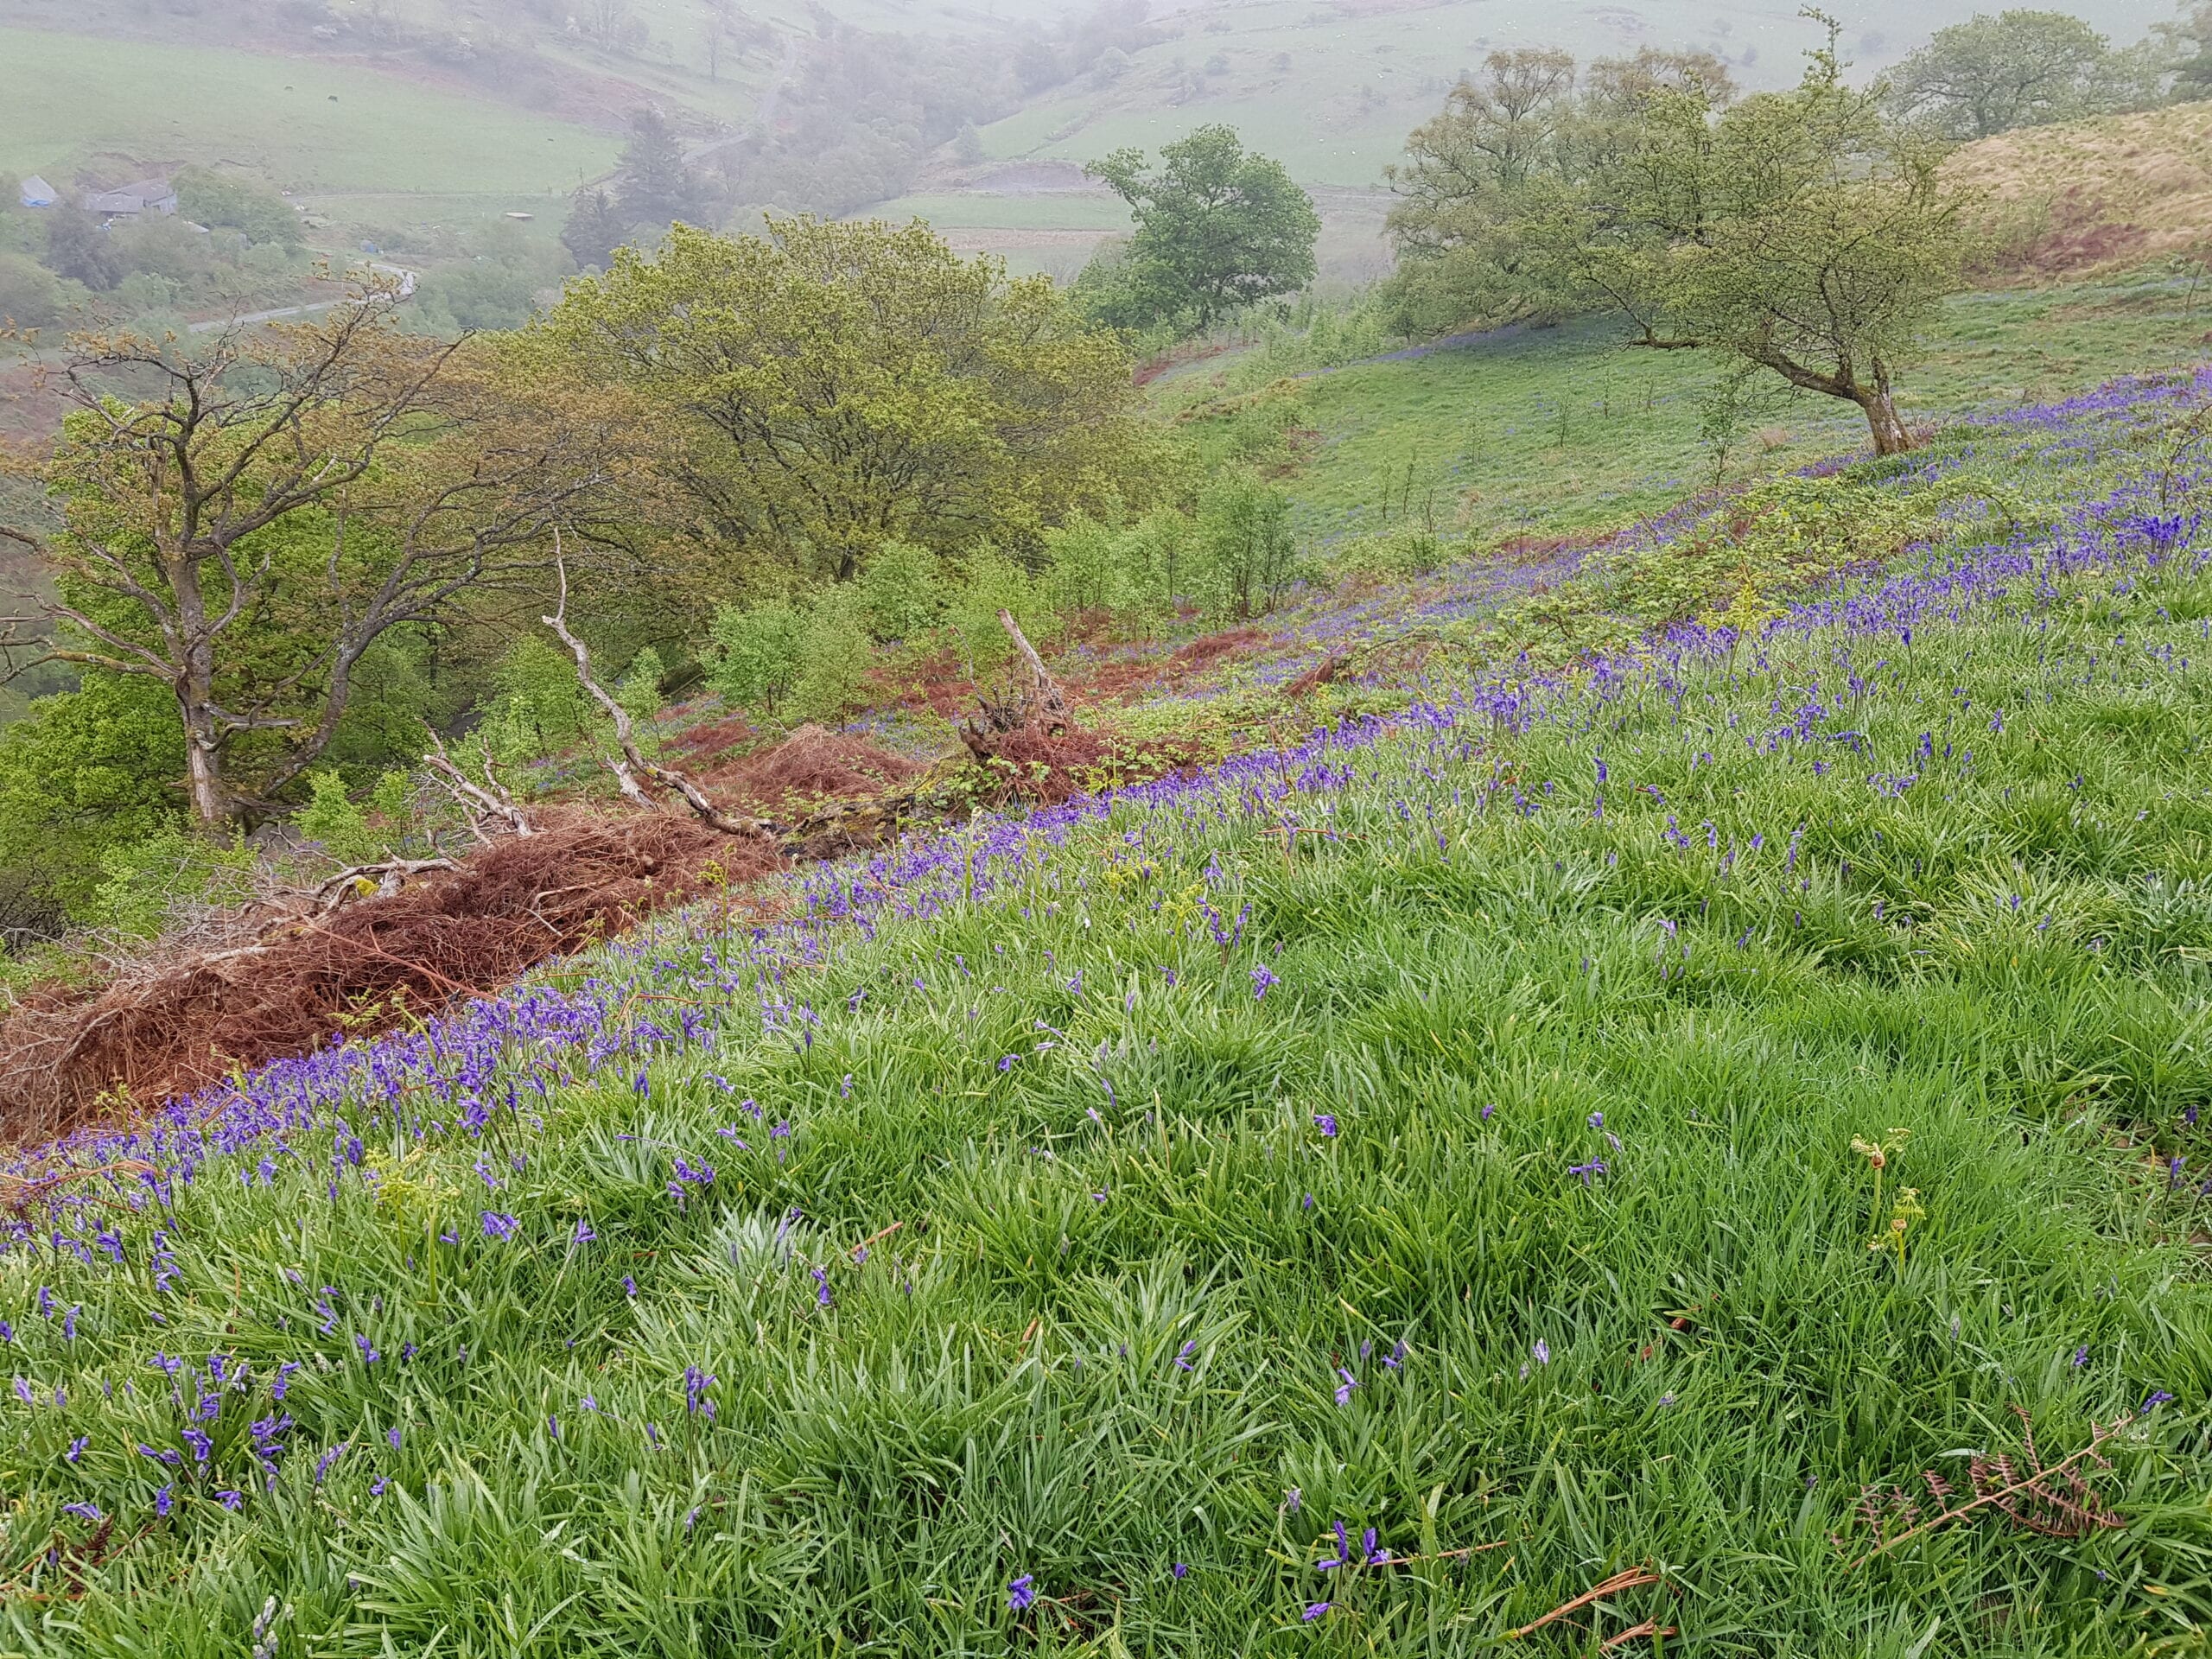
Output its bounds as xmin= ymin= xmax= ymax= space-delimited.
xmin=5 ymin=371 xmax=2212 ymax=1655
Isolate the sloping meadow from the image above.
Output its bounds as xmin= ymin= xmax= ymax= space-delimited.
xmin=3 ymin=372 xmax=2212 ymax=1653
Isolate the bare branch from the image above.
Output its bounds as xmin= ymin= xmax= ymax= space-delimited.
xmin=542 ymin=537 xmax=772 ymax=839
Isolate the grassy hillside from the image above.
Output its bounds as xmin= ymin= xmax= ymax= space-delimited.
xmin=2 ymin=350 xmax=2209 ymax=1649
xmin=1166 ymin=270 xmax=2212 ymax=549
xmin=1947 ymin=99 xmax=2212 ymax=278
xmin=0 ymin=27 xmax=616 ymax=199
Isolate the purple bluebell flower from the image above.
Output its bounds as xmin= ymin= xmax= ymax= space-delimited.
xmin=216 ymin=1489 xmax=243 ymax=1510
xmin=65 ymin=1435 xmax=87 ymax=1463
xmin=1251 ymin=964 xmax=1278 ymax=999
xmin=481 ymin=1212 xmax=518 ymax=1241
xmin=1313 ymin=1114 xmax=1338 ymax=1137
xmin=1008 ymin=1574 xmax=1036 ymax=1612
xmin=2143 ymin=1390 xmax=2176 ymax=1413
xmin=154 ymin=1484 xmax=173 ymax=1517
xmin=573 ymin=1219 xmax=596 ymax=1244
xmin=1173 ymin=1562 xmax=1188 ymax=1580
xmin=1334 ymin=1368 xmax=1357 ymax=1406
xmin=1174 ymin=1340 xmax=1198 ymax=1371
xmin=1303 ymin=1602 xmax=1331 ymax=1621
xmin=683 ymin=1364 xmax=716 ymax=1419
xmin=1533 ymin=1339 xmax=1551 ymax=1366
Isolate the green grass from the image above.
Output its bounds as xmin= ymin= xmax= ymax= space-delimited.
xmin=1201 ymin=272 xmax=2212 ymax=548
xmin=2 ymin=360 xmax=2210 ymax=1652
xmin=0 ymin=27 xmax=617 ymax=196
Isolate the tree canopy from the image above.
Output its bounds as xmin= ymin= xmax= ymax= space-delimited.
xmin=1885 ymin=10 xmax=2150 ymax=139
xmin=536 ymin=216 xmax=1155 ymax=583
xmin=1082 ymin=126 xmax=1319 ymax=332
xmin=1385 ymin=29 xmax=1965 ymax=454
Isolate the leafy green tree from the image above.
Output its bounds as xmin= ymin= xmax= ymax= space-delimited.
xmin=1388 ymin=24 xmax=1964 ymax=454
xmin=1383 ymin=48 xmax=1733 ymax=334
xmin=0 ymin=671 xmax=183 ymax=916
xmin=1193 ymin=468 xmax=1298 ymax=618
xmin=474 ymin=634 xmax=602 ymax=771
xmin=44 ymin=209 xmax=120 ymax=291
xmin=537 ymin=217 xmax=1151 ymax=581
xmin=173 ymin=167 xmax=303 ymax=246
xmin=2158 ymin=1 xmax=2212 ymax=97
xmin=1084 ymin=126 xmax=1319 ymax=331
xmin=1886 ymin=10 xmax=2137 ymax=138
xmin=0 ymin=251 xmax=63 ymax=328
xmin=562 ymin=186 xmax=633 ymax=271
xmin=787 ymin=588 xmax=872 ymax=722
xmin=706 ymin=600 xmax=806 ymax=715
xmin=855 ymin=540 xmax=945 ymax=642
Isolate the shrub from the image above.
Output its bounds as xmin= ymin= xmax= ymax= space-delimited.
xmin=1332 ymin=527 xmax=1452 ymax=582
xmin=474 ymin=635 xmax=601 ymax=771
xmin=86 ymin=824 xmax=257 ymax=941
xmin=707 ymin=601 xmax=806 ymax=715
xmin=787 ymin=590 xmax=874 ymax=722
xmin=856 ymin=540 xmax=945 ymax=642
xmin=1193 ymin=467 xmax=1301 ymax=618
xmin=296 ymin=769 xmax=417 ymax=867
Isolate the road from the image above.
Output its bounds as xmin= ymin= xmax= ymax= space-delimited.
xmin=187 ymin=263 xmax=417 ymax=334
xmin=682 ymin=35 xmax=801 ymax=166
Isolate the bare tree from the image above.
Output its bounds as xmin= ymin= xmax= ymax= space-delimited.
xmin=0 ymin=283 xmax=639 ymax=828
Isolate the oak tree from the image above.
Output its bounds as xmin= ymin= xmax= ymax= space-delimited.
xmin=1084 ymin=126 xmax=1319 ymax=331
xmin=537 ymin=216 xmax=1152 ymax=582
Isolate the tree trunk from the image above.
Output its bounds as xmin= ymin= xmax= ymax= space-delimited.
xmin=1857 ymin=372 xmax=1912 ymax=456
xmin=180 ymin=699 xmax=232 ymax=828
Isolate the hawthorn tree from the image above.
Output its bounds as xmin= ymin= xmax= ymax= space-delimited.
xmin=1388 ymin=25 xmax=1966 ymax=455
xmin=1083 ymin=125 xmax=1319 ymax=331
xmin=537 ymin=216 xmax=1153 ymax=582
xmin=0 ymin=285 xmax=640 ymax=829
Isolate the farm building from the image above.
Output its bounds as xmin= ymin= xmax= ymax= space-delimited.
xmin=81 ymin=178 xmax=178 ymax=218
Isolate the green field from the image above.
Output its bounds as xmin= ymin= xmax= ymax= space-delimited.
xmin=0 ymin=28 xmax=616 ymax=197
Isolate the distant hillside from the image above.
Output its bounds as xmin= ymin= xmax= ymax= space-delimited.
xmin=1945 ymin=100 xmax=2212 ymax=277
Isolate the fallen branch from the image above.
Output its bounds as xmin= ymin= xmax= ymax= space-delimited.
xmin=1506 ymin=1566 xmax=1662 ymax=1640
xmin=423 ymin=726 xmax=533 ymax=839
xmin=311 ymin=858 xmax=457 ymax=913
xmin=543 ymin=539 xmax=772 ymax=841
